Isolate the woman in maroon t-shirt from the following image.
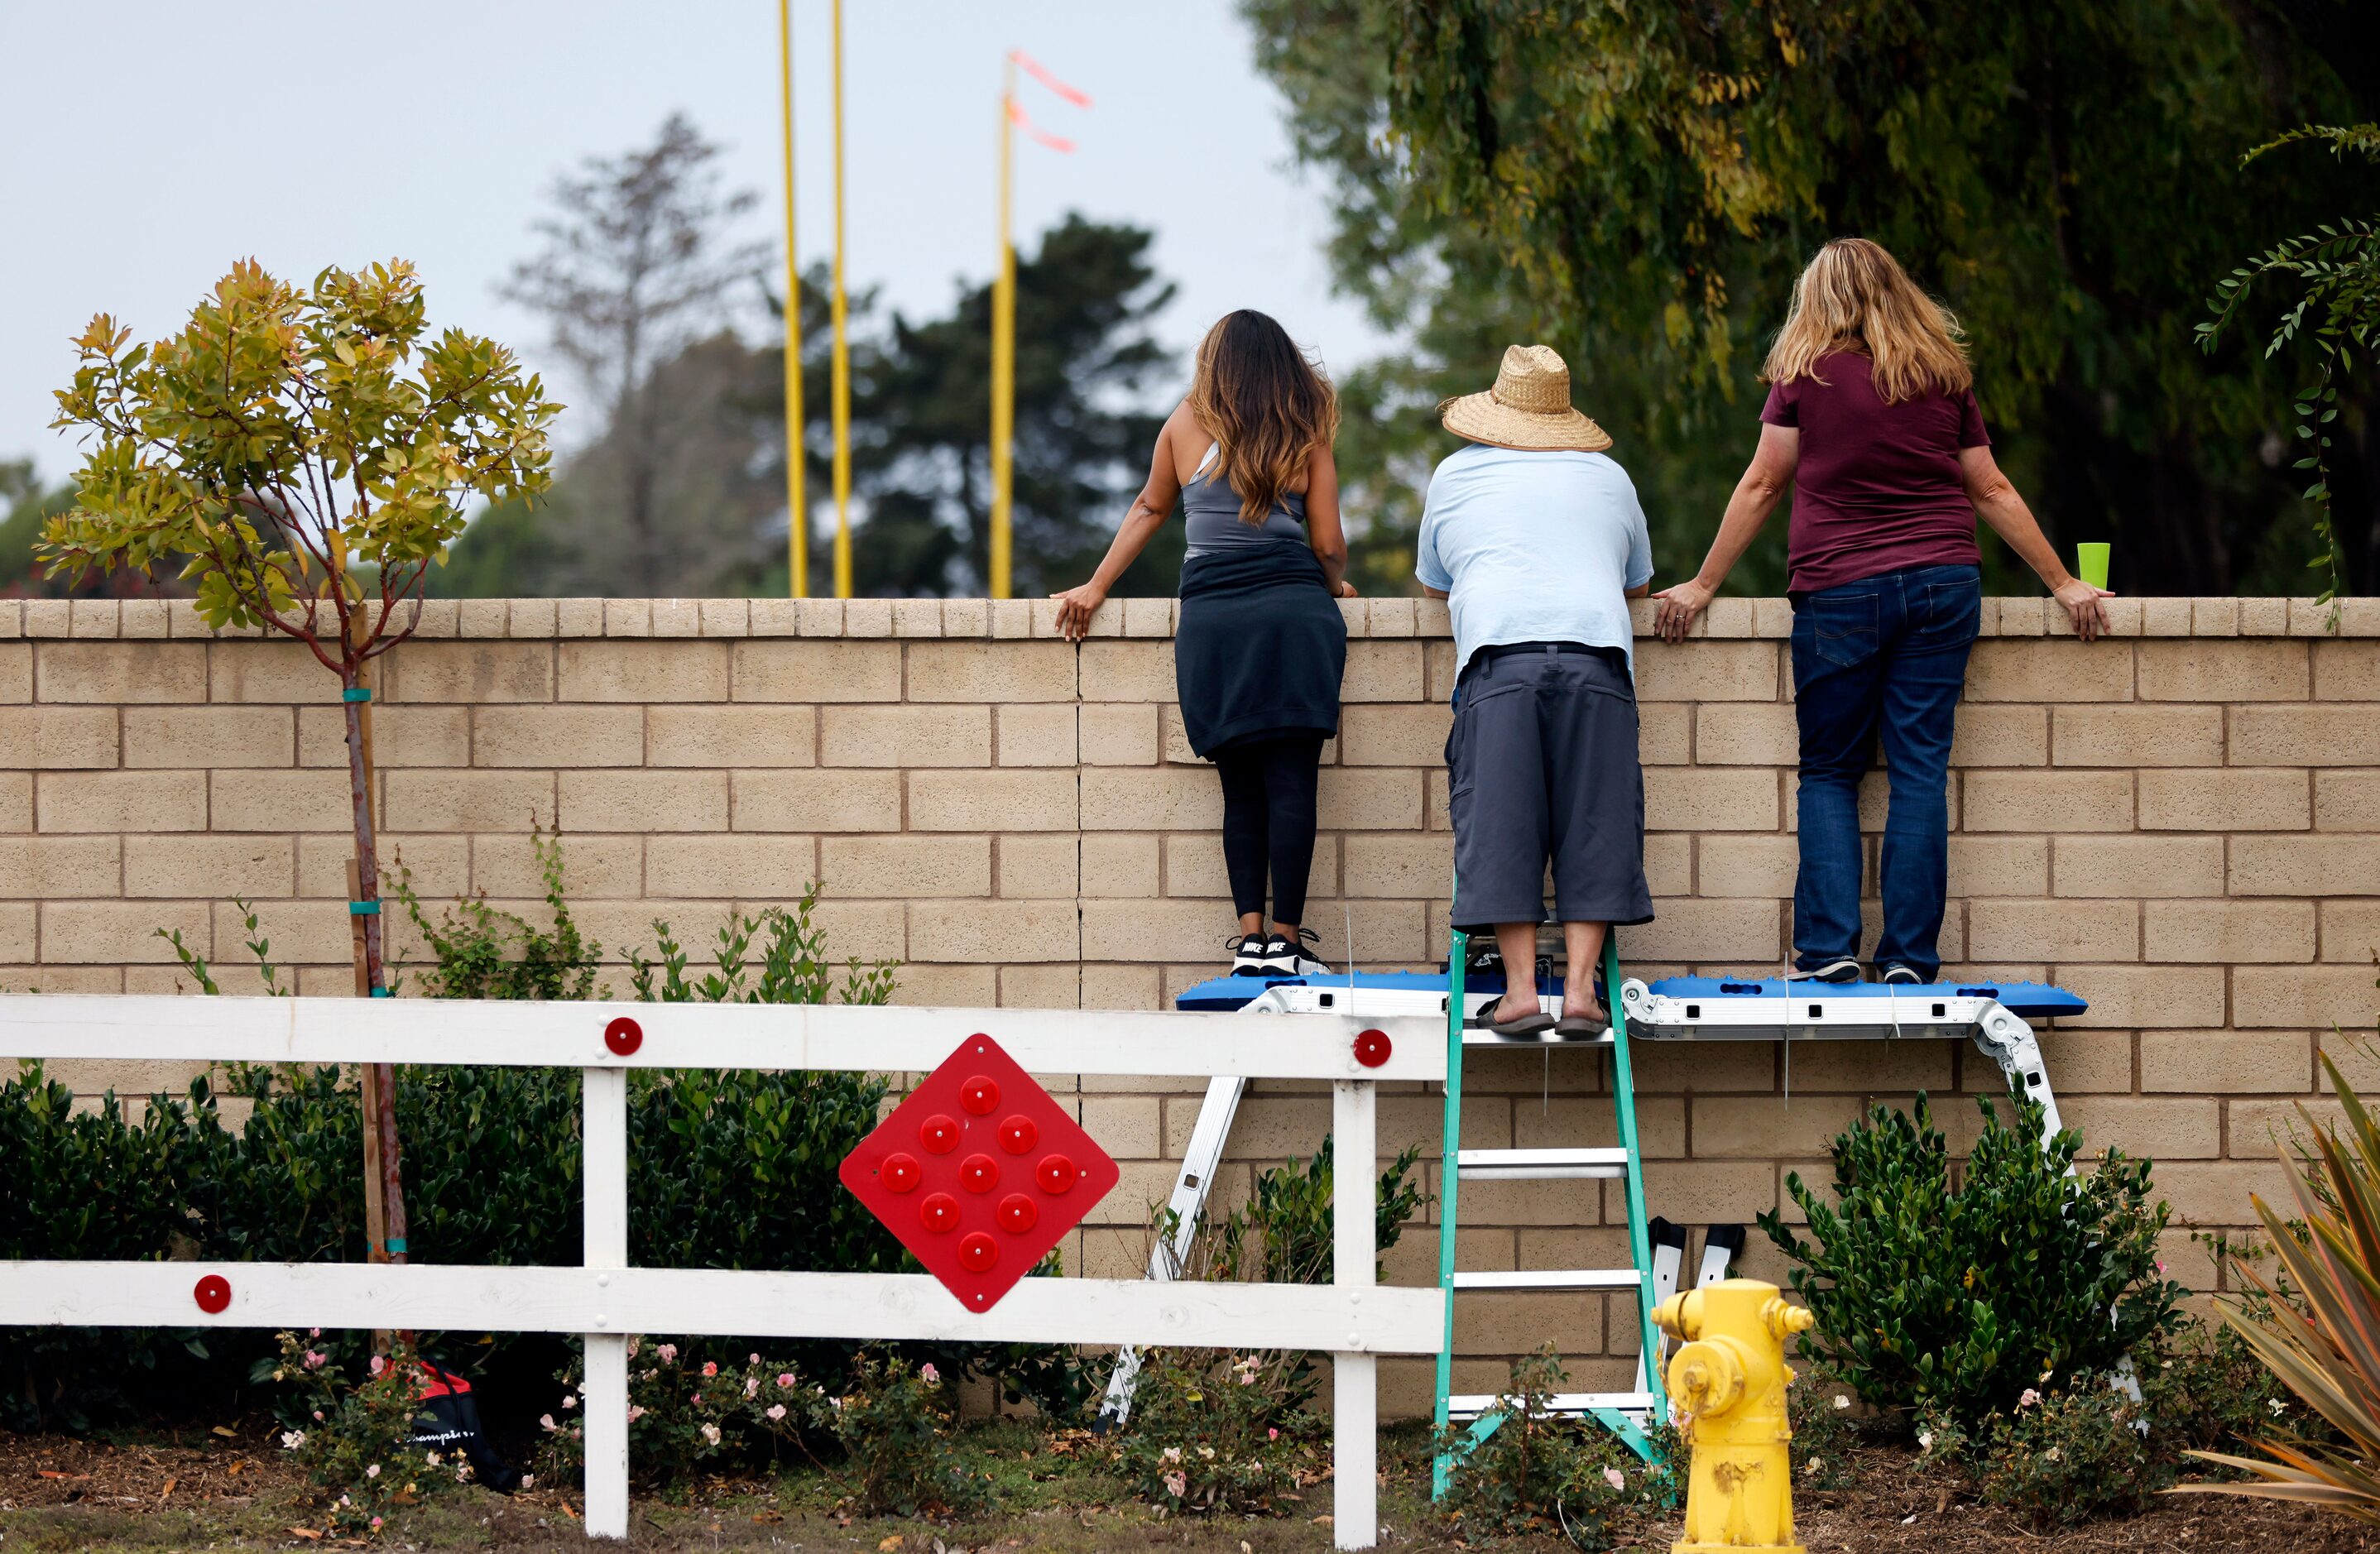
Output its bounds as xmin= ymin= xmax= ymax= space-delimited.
xmin=1653 ymin=238 xmax=2109 ymax=986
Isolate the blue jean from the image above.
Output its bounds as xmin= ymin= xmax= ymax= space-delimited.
xmin=1791 ymin=564 xmax=1980 ymax=978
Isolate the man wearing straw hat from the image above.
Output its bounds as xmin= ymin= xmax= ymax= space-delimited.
xmin=1417 ymin=345 xmax=1655 ymax=1038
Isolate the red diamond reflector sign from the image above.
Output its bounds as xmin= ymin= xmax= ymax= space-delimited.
xmin=838 ymin=1032 xmax=1118 ymax=1312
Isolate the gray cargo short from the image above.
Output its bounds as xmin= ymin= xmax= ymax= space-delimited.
xmin=1445 ymin=643 xmax=1655 ymax=929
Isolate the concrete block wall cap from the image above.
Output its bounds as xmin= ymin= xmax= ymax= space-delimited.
xmin=555 ymin=598 xmax=606 ymax=637
xmin=69 ymin=600 xmax=121 ymax=638
xmin=2238 ymin=597 xmax=2289 ymax=636
xmin=943 ymin=599 xmax=991 ymax=638
xmin=699 ymin=599 xmax=751 ymax=637
xmin=843 ymin=598 xmax=894 ymax=638
xmin=747 ymin=597 xmax=802 ymax=636
xmin=604 ymin=599 xmax=653 ymax=638
xmin=2192 ymin=597 xmax=2240 ymax=637
xmin=0 ymin=600 xmax=20 ymax=639
xmin=892 ymin=598 xmax=943 ymax=637
xmin=508 ymin=598 xmax=559 ymax=638
xmin=409 ymin=599 xmax=459 ymax=639
xmin=25 ymin=600 xmax=73 ymax=638
xmin=119 ymin=600 xmax=170 ymax=640
xmin=650 ymin=599 xmax=702 ymax=637
xmin=797 ymin=598 xmax=845 ymax=636
xmin=457 ymin=598 xmax=507 ymax=639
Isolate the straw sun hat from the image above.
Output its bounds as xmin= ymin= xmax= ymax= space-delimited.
xmin=1438 ymin=344 xmax=1612 ymax=453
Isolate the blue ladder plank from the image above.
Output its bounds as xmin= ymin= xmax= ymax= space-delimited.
xmin=1643 ymin=975 xmax=2086 ymax=1020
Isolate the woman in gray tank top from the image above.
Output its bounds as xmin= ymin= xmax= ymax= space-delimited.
xmin=1053 ymin=311 xmax=1356 ymax=981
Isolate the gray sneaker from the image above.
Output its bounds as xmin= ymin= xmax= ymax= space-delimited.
xmin=1787 ymin=957 xmax=1861 ymax=984
xmin=1877 ymin=964 xmax=1925 ymax=986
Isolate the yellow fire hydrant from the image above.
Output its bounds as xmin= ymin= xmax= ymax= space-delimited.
xmin=1652 ymin=1278 xmax=1816 ymax=1553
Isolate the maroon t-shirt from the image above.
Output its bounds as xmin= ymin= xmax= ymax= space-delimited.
xmin=1759 ymin=351 xmax=1989 ymax=594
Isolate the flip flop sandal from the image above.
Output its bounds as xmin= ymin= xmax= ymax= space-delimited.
xmin=1467 ymin=1005 xmax=1556 ymax=1038
xmin=1552 ymin=1005 xmax=1610 ymax=1038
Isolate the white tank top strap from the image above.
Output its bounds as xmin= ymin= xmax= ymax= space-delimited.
xmin=1192 ymin=440 xmax=1220 ymax=481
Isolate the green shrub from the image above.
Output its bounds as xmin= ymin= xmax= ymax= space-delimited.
xmin=823 ymin=1350 xmax=985 ymax=1516
xmin=1433 ymin=1346 xmax=1656 ymax=1550
xmin=268 ymin=1331 xmax=477 ymax=1535
xmin=1975 ymin=1373 xmax=2157 ymax=1527
xmin=1120 ymin=1350 xmax=1322 ymax=1516
xmin=386 ymin=828 xmax=599 ymax=1000
xmin=539 ymin=1341 xmax=826 ymax=1489
xmin=1786 ymin=1363 xmax=1860 ymax=1491
xmin=1759 ymin=1088 xmax=2185 ymax=1429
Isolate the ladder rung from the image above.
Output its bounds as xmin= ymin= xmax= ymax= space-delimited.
xmin=1452 ymin=1268 xmax=1643 ymax=1292
xmin=1447 ymin=1390 xmax=1655 ymax=1420
xmin=1457 ymin=1147 xmax=1629 ymax=1180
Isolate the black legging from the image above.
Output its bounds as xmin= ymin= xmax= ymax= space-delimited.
xmin=1213 ymin=734 xmax=1324 ymax=926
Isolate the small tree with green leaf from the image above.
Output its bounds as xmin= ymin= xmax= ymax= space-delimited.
xmin=2201 ymin=123 xmax=2380 ymax=619
xmin=40 ymin=257 xmax=559 ymax=1257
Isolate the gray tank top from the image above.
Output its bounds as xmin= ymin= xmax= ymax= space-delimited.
xmin=1182 ymin=442 xmax=1308 ymax=557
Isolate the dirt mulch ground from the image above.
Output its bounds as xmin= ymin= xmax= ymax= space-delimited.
xmin=9 ymin=1426 xmax=2380 ymax=1552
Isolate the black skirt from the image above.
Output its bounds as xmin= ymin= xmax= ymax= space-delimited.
xmin=1173 ymin=538 xmax=1347 ymax=759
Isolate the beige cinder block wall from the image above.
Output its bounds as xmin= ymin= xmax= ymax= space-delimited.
xmin=4 ymin=592 xmax=2378 ymax=1413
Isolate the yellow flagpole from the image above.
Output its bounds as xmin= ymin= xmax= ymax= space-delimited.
xmin=829 ymin=0 xmax=853 ymax=598
xmin=778 ymin=0 xmax=806 ymax=599
xmin=989 ymin=54 xmax=1015 ymax=601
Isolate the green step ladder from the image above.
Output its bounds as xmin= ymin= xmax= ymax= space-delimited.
xmin=1431 ymin=926 xmax=1666 ymax=1497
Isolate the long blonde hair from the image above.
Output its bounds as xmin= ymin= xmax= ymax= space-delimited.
xmin=1762 ymin=238 xmax=1973 ymax=403
xmin=1185 ymin=310 xmax=1339 ymax=524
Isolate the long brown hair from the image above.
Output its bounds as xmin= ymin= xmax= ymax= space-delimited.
xmin=1763 ymin=237 xmax=1974 ymax=403
xmin=1185 ymin=310 xmax=1338 ymax=524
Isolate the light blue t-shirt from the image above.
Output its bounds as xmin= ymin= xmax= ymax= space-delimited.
xmin=1414 ymin=444 xmax=1654 ymax=673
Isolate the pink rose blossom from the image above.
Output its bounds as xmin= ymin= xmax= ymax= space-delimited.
xmin=702 ymin=1360 xmax=719 ymax=1379
xmin=364 ymin=1464 xmax=381 ymax=1480
xmin=540 ymin=1414 xmax=558 ymax=1432
xmin=655 ymin=1344 xmax=678 ymax=1364
xmin=745 ymin=1378 xmax=760 ymax=1398
xmin=303 ymin=1350 xmax=326 ymax=1369
xmin=2018 ymin=1389 xmax=2042 ymax=1410
xmin=312 ymin=1410 xmax=324 ymax=1422
xmin=776 ymin=1372 xmax=796 ymax=1389
xmin=309 ymin=1327 xmax=321 ymax=1338
xmin=919 ymin=1363 xmax=940 ymax=1384
xmin=1603 ymin=1466 xmax=1626 ymax=1491
xmin=1267 ymin=1427 xmax=1279 ymax=1441
xmin=368 ymin=1355 xmax=385 ymax=1375
xmin=765 ymin=1403 xmax=787 ymax=1422
xmin=370 ymin=1517 xmax=383 ymax=1530
xmin=1163 ymin=1470 xmax=1188 ymax=1498
xmin=749 ymin=1353 xmax=761 ymax=1365
xmin=626 ymin=1405 xmax=647 ymax=1423
xmin=700 ymin=1422 xmax=722 ymax=1446
xmin=691 ymin=1393 xmax=703 ymax=1406
xmin=562 ymin=1394 xmax=577 ymax=1410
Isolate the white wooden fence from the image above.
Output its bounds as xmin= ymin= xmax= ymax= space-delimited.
xmin=0 ymin=995 xmax=1446 ymax=1549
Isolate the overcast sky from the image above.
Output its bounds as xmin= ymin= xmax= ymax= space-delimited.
xmin=0 ymin=0 xmax=1394 ymax=483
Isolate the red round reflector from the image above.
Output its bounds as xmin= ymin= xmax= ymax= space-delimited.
xmin=919 ymin=1192 xmax=959 ymax=1233
xmin=881 ymin=1152 xmax=921 ymax=1193
xmin=1036 ymin=1154 xmax=1078 ymax=1194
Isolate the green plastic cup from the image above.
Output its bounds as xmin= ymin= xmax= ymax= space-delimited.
xmin=2076 ymin=542 xmax=2110 ymax=591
